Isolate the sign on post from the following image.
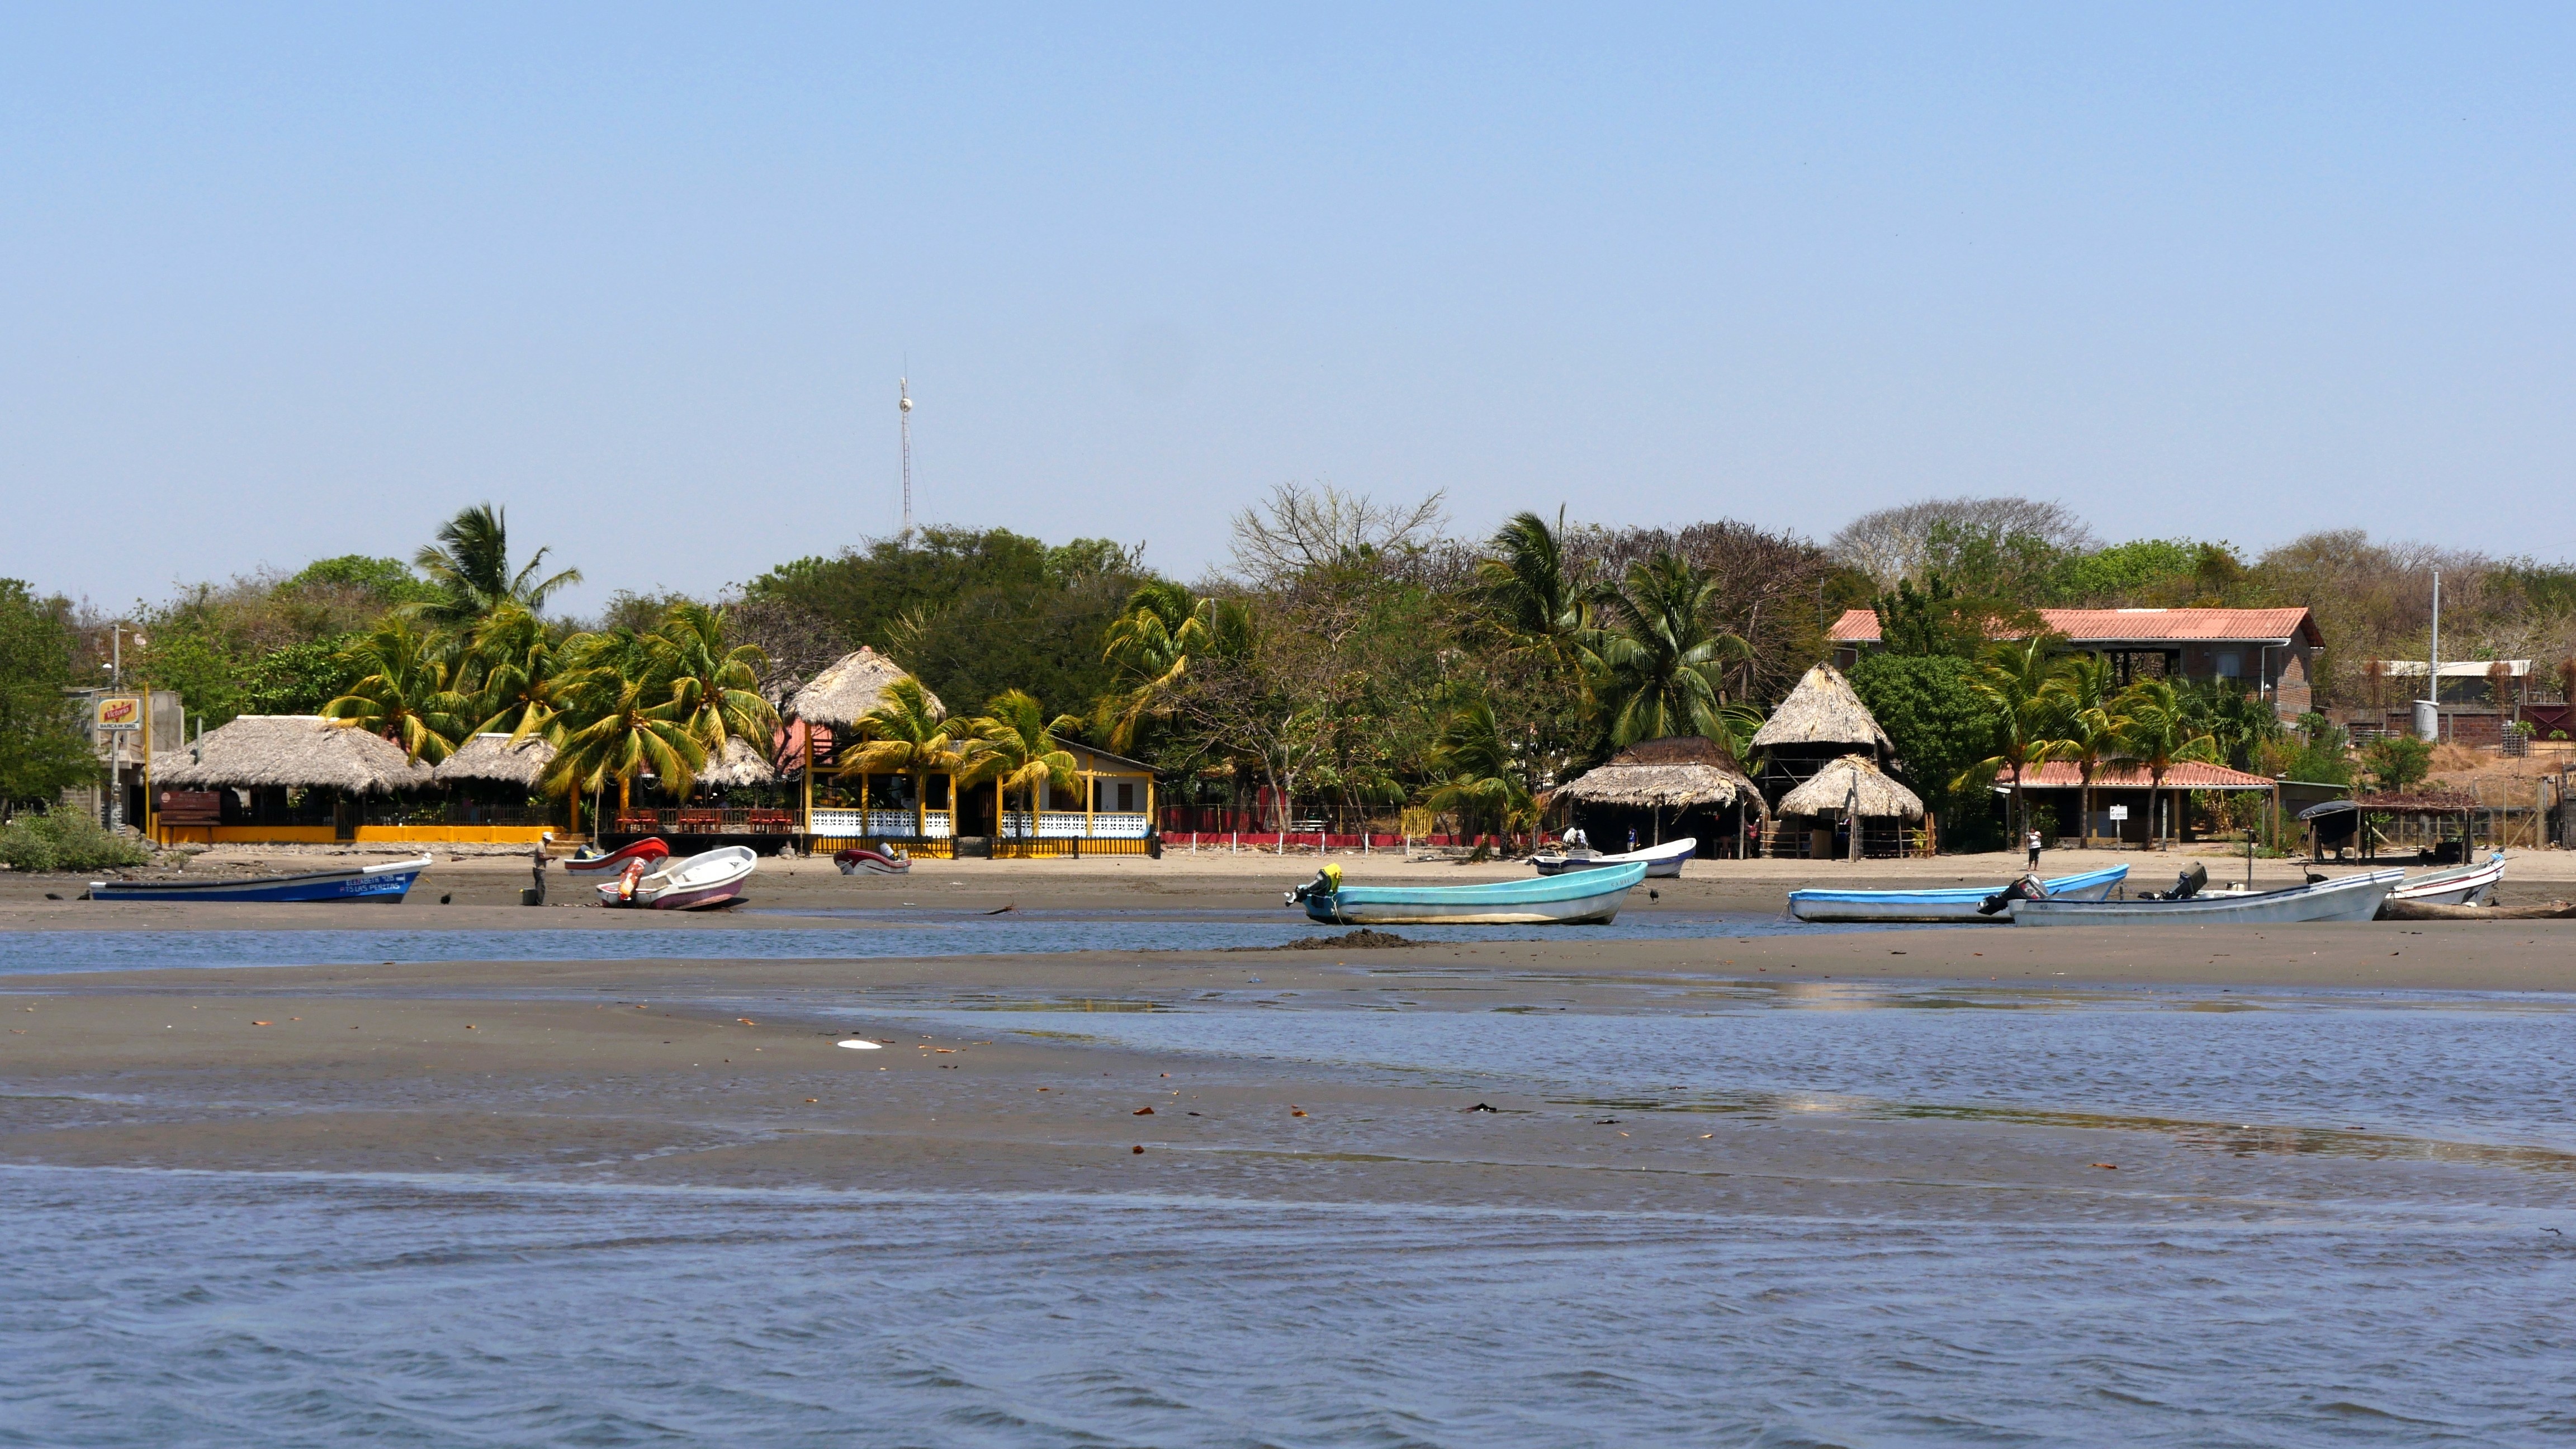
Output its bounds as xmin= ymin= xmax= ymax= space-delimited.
xmin=2106 ymin=804 xmax=2129 ymax=822
xmin=95 ymin=696 xmax=143 ymax=732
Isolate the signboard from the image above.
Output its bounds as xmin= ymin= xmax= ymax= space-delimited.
xmin=94 ymin=696 xmax=143 ymax=733
xmin=2106 ymin=805 xmax=2129 ymax=822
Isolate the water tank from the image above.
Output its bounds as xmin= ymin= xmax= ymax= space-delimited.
xmin=2412 ymin=699 xmax=2439 ymax=742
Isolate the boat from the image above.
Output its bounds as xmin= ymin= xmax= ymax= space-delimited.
xmin=1786 ymin=864 xmax=2129 ymax=923
xmin=562 ymin=836 xmax=672 ymax=877
xmin=1291 ymin=861 xmax=1647 ymax=926
xmin=597 ymin=846 xmax=756 ymax=910
xmin=835 ymin=844 xmax=911 ymax=875
xmin=2010 ymin=868 xmax=2404 ymax=925
xmin=87 ymin=855 xmax=432 ymax=904
xmin=1530 ymin=836 xmax=1696 ymax=878
xmin=2384 ymin=850 xmax=2504 ymax=908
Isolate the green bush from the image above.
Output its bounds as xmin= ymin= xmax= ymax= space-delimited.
xmin=0 ymin=811 xmax=153 ymax=873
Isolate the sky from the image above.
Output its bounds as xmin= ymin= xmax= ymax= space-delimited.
xmin=4 ymin=4 xmax=2574 ymax=617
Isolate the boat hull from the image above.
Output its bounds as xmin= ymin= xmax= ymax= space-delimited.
xmin=562 ymin=837 xmax=672 ymax=876
xmin=1787 ymin=865 xmax=2129 ymax=923
xmin=87 ymin=856 xmax=430 ymax=903
xmin=1531 ymin=839 xmax=1696 ymax=878
xmin=2012 ymin=869 xmax=2403 ymax=925
xmin=598 ymin=846 xmax=755 ymax=910
xmin=1306 ymin=861 xmax=1647 ymax=926
xmin=2385 ymin=852 xmax=2504 ymax=908
xmin=835 ymin=846 xmax=911 ymax=876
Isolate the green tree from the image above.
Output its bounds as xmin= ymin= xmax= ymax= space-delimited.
xmin=2112 ymin=678 xmax=2220 ymax=847
xmin=282 ymin=555 xmax=442 ymax=607
xmin=958 ymin=690 xmax=1085 ymax=841
xmin=834 ymin=676 xmax=962 ymax=839
xmin=319 ymin=617 xmax=471 ymax=763
xmin=0 ymin=581 xmax=96 ymax=814
xmin=2360 ymin=733 xmax=2433 ymax=794
xmin=2039 ymin=652 xmax=2127 ymax=849
xmin=542 ymin=631 xmax=707 ymax=815
xmin=1097 ymin=581 xmax=1224 ymax=754
xmin=1421 ymin=691 xmax=1534 ymax=842
xmin=1849 ymin=653 xmax=2000 ymax=851
xmin=1592 ymin=552 xmax=1748 ymax=747
xmin=655 ymin=602 xmax=777 ymax=754
xmin=460 ymin=605 xmax=566 ymax=742
xmin=243 ymin=637 xmax=361 ymax=716
xmin=412 ymin=504 xmax=583 ymax=628
xmin=1955 ymin=635 xmax=2069 ymax=841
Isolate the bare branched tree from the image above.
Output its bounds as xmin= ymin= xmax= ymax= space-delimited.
xmin=1828 ymin=497 xmax=2098 ymax=589
xmin=1228 ymin=483 xmax=1447 ymax=586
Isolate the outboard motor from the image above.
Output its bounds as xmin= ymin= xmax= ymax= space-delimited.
xmin=2142 ymin=861 xmax=2208 ymax=901
xmin=1285 ymin=862 xmax=1345 ymax=907
xmin=1978 ymin=872 xmax=2048 ymax=916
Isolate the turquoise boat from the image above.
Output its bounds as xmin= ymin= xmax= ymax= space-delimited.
xmin=1786 ymin=863 xmax=2129 ymax=923
xmin=1300 ymin=861 xmax=1647 ymax=926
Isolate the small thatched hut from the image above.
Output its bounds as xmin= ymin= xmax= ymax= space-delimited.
xmin=1555 ymin=736 xmax=1768 ymax=860
xmin=1775 ymin=752 xmax=1925 ymax=860
xmin=430 ymin=732 xmax=560 ymax=825
xmin=695 ymin=735 xmax=778 ymax=789
xmin=153 ymin=715 xmax=436 ymax=833
xmin=1749 ymin=664 xmax=1895 ymax=801
xmin=788 ymin=646 xmax=943 ymax=729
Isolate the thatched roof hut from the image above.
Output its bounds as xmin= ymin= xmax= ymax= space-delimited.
xmin=152 ymin=715 xmax=435 ymax=795
xmin=694 ymin=736 xmax=778 ymax=788
xmin=788 ymin=646 xmax=942 ymax=727
xmin=430 ymin=732 xmax=557 ymax=787
xmin=1777 ymin=753 xmax=1925 ymax=820
xmin=1748 ymin=664 xmax=1893 ymax=755
xmin=1558 ymin=736 xmax=1766 ymax=816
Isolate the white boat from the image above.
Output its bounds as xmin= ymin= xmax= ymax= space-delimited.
xmin=597 ymin=846 xmax=756 ymax=910
xmin=1787 ymin=864 xmax=2129 ymax=923
xmin=2011 ymin=869 xmax=2404 ymax=926
xmin=1530 ymin=836 xmax=1696 ymax=878
xmin=2386 ymin=850 xmax=2504 ymax=907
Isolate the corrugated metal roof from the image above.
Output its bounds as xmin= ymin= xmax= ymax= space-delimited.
xmin=1831 ymin=607 xmax=2322 ymax=647
xmin=2010 ymin=761 xmax=2278 ymax=790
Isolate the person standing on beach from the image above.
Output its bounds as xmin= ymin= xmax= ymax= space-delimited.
xmin=2026 ymin=827 xmax=2042 ymax=870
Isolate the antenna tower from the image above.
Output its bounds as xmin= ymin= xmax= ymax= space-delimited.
xmin=898 ymin=376 xmax=915 ymax=537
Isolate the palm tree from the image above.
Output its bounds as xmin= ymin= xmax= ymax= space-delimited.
xmin=1954 ymin=634 xmax=2067 ymax=842
xmin=1097 ymin=581 xmax=1219 ymax=754
xmin=542 ymin=631 xmax=705 ymax=817
xmin=2040 ymin=653 xmax=2125 ymax=849
xmin=460 ymin=603 xmax=565 ymax=743
xmin=1422 ymin=693 xmax=1533 ymax=845
xmin=1592 ymin=552 xmax=1748 ymax=748
xmin=958 ymin=690 xmax=1084 ymax=842
xmin=1478 ymin=508 xmax=1593 ymax=656
xmin=2113 ymin=678 xmax=2219 ymax=850
xmin=655 ymin=602 xmax=776 ymax=754
xmin=320 ymin=615 xmax=471 ymax=763
xmin=412 ymin=504 xmax=583 ymax=628
xmin=835 ymin=676 xmax=960 ymax=839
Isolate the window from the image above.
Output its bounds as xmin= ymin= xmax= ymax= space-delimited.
xmin=1117 ymin=782 xmax=1136 ymax=812
xmin=2215 ymin=651 xmax=2242 ymax=679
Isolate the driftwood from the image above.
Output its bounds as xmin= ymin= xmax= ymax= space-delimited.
xmin=2379 ymin=899 xmax=2576 ymax=921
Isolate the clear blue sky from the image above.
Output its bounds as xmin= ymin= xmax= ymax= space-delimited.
xmin=6 ymin=4 xmax=2573 ymax=615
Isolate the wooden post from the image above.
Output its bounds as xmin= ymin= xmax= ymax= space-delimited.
xmin=858 ymin=771 xmax=869 ymax=841
xmin=799 ymin=726 xmax=813 ymax=852
xmin=1083 ymin=768 xmax=1095 ymax=840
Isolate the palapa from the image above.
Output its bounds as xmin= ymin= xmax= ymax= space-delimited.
xmin=430 ymin=732 xmax=557 ymax=787
xmin=1557 ymin=736 xmax=1767 ymax=816
xmin=1748 ymin=664 xmax=1893 ymax=754
xmin=1777 ymin=753 xmax=1925 ymax=820
xmin=787 ymin=646 xmax=943 ymax=727
xmin=152 ymin=715 xmax=436 ymax=795
xmin=694 ymin=735 xmax=778 ymax=788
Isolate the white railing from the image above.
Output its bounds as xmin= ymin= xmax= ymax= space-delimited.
xmin=810 ymin=808 xmax=953 ymax=839
xmin=997 ymin=811 xmax=1152 ymax=839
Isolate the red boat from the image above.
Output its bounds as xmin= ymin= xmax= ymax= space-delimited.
xmin=562 ymin=837 xmax=673 ymax=876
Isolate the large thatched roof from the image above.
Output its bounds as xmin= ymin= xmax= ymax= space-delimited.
xmin=1778 ymin=753 xmax=1925 ymax=820
xmin=1559 ymin=736 xmax=1765 ymax=813
xmin=152 ymin=716 xmax=436 ymax=795
xmin=431 ymin=732 xmax=557 ymax=787
xmin=695 ymin=735 xmax=777 ymax=788
xmin=1749 ymin=664 xmax=1893 ymax=753
xmin=787 ymin=646 xmax=943 ymax=728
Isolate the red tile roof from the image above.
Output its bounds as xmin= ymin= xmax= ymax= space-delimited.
xmin=2009 ymin=761 xmax=2277 ymax=791
xmin=1830 ymin=607 xmax=2321 ymax=647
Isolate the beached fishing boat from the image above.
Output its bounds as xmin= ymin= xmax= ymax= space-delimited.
xmin=2385 ymin=850 xmax=2504 ymax=908
xmin=2011 ymin=868 xmax=2404 ymax=926
xmin=1530 ymin=836 xmax=1696 ymax=878
xmin=562 ymin=836 xmax=671 ymax=877
xmin=835 ymin=844 xmax=911 ymax=875
xmin=87 ymin=855 xmax=432 ymax=904
xmin=1292 ymin=861 xmax=1647 ymax=926
xmin=597 ymin=846 xmax=755 ymax=910
xmin=1786 ymin=864 xmax=2129 ymax=923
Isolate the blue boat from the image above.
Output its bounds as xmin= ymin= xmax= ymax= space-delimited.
xmin=1299 ymin=861 xmax=1648 ymax=925
xmin=87 ymin=854 xmax=432 ymax=904
xmin=1786 ymin=863 xmax=2129 ymax=923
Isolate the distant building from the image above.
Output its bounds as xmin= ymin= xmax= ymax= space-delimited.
xmin=1829 ymin=607 xmax=2323 ymax=719
xmin=62 ymin=686 xmax=184 ymax=833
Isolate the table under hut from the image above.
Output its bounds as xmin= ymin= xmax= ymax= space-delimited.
xmin=1552 ymin=736 xmax=1768 ymax=860
xmin=150 ymin=714 xmax=435 ymax=843
xmin=1774 ymin=752 xmax=1928 ymax=860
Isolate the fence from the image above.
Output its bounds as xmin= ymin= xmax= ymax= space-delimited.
xmin=607 ymin=807 xmax=799 ymax=836
xmin=1163 ymin=831 xmax=1544 ymax=854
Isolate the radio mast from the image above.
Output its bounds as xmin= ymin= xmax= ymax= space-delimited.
xmin=898 ymin=376 xmax=915 ymax=537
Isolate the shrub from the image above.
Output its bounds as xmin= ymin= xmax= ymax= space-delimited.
xmin=0 ymin=811 xmax=153 ymax=873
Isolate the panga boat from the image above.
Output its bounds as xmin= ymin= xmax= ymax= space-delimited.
xmin=562 ymin=837 xmax=673 ymax=876
xmin=1291 ymin=861 xmax=1647 ymax=926
xmin=2385 ymin=850 xmax=2504 ymax=908
xmin=597 ymin=846 xmax=755 ymax=910
xmin=1530 ymin=836 xmax=1696 ymax=878
xmin=2011 ymin=868 xmax=2404 ymax=926
xmin=1786 ymin=864 xmax=2129 ymax=923
xmin=835 ymin=844 xmax=911 ymax=875
xmin=87 ymin=855 xmax=431 ymax=904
